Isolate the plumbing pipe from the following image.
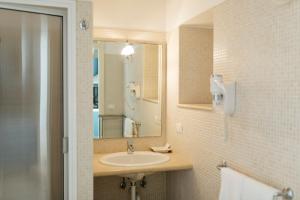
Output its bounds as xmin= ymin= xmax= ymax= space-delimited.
xmin=131 ymin=181 xmax=136 ymax=200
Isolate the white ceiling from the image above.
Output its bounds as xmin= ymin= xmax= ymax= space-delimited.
xmin=93 ymin=0 xmax=166 ymax=32
xmin=92 ymin=0 xmax=225 ymax=31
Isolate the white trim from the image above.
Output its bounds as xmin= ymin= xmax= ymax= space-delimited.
xmin=0 ymin=0 xmax=75 ymax=8
xmin=94 ymin=27 xmax=167 ymax=44
xmin=0 ymin=1 xmax=77 ymax=200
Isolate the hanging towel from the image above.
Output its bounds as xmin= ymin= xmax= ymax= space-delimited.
xmin=123 ymin=117 xmax=135 ymax=138
xmin=219 ymin=168 xmax=243 ymax=200
xmin=219 ymin=167 xmax=279 ymax=200
xmin=241 ymin=175 xmax=279 ymax=200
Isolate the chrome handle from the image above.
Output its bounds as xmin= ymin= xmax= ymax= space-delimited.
xmin=274 ymin=188 xmax=294 ymax=200
xmin=127 ymin=140 xmax=135 ymax=154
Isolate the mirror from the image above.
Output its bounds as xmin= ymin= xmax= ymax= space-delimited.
xmin=92 ymin=41 xmax=165 ymax=139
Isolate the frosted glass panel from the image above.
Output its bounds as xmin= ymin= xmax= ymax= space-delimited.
xmin=0 ymin=8 xmax=63 ymax=200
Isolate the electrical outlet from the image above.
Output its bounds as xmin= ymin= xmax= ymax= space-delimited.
xmin=176 ymin=123 xmax=183 ymax=134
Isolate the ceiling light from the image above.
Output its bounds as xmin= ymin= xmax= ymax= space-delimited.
xmin=121 ymin=43 xmax=135 ymax=57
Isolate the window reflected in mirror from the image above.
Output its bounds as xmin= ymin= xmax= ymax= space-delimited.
xmin=92 ymin=41 xmax=164 ymax=139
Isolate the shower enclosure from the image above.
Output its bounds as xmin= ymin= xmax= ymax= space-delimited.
xmin=0 ymin=8 xmax=64 ymax=200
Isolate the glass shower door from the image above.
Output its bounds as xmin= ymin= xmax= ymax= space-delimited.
xmin=0 ymin=8 xmax=64 ymax=200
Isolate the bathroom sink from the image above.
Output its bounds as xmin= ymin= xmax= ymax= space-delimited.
xmin=100 ymin=151 xmax=170 ymax=167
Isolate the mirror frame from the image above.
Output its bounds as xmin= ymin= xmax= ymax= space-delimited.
xmin=93 ymin=28 xmax=167 ymax=140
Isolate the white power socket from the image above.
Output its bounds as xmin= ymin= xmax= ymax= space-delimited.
xmin=176 ymin=123 xmax=183 ymax=134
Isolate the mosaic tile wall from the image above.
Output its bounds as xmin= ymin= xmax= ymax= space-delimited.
xmin=94 ymin=173 xmax=166 ymax=200
xmin=77 ymin=1 xmax=93 ymax=200
xmin=166 ymin=0 xmax=300 ymax=199
xmin=179 ymin=25 xmax=213 ymax=104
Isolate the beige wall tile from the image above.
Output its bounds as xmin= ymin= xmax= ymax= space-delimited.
xmin=77 ymin=1 xmax=93 ymax=200
xmin=166 ymin=0 xmax=300 ymax=199
xmin=94 ymin=173 xmax=166 ymax=200
xmin=179 ymin=26 xmax=213 ymax=104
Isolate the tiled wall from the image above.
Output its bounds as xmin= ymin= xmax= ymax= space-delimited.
xmin=166 ymin=0 xmax=300 ymax=199
xmin=179 ymin=26 xmax=213 ymax=104
xmin=94 ymin=137 xmax=165 ymax=153
xmin=94 ymin=173 xmax=166 ymax=200
xmin=76 ymin=1 xmax=93 ymax=200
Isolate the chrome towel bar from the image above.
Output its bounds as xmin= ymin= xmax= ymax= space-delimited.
xmin=217 ymin=161 xmax=294 ymax=200
xmin=216 ymin=160 xmax=227 ymax=170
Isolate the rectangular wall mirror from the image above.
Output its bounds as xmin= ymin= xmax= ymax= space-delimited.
xmin=93 ymin=40 xmax=165 ymax=139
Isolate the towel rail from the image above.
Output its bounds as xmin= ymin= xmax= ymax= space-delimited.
xmin=216 ymin=161 xmax=294 ymax=200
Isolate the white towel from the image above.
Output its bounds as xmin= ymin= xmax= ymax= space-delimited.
xmin=241 ymin=175 xmax=279 ymax=200
xmin=219 ymin=168 xmax=243 ymax=200
xmin=219 ymin=168 xmax=279 ymax=200
xmin=123 ymin=118 xmax=135 ymax=138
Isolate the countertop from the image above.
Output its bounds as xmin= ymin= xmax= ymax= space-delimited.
xmin=94 ymin=152 xmax=193 ymax=177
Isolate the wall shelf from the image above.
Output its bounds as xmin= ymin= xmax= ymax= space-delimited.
xmin=143 ymin=98 xmax=159 ymax=104
xmin=177 ymin=103 xmax=213 ymax=111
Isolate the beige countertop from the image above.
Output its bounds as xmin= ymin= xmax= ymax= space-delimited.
xmin=94 ymin=152 xmax=193 ymax=177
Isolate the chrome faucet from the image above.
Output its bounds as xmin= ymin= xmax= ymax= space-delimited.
xmin=127 ymin=139 xmax=135 ymax=154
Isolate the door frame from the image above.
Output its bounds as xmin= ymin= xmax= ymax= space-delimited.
xmin=93 ymin=42 xmax=105 ymax=139
xmin=0 ymin=1 xmax=77 ymax=200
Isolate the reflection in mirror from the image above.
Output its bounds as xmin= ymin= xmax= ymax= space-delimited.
xmin=93 ymin=41 xmax=163 ymax=139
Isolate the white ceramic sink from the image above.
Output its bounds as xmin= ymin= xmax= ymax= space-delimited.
xmin=100 ymin=151 xmax=170 ymax=167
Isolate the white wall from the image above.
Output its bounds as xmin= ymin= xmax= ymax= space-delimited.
xmin=93 ymin=0 xmax=166 ymax=31
xmin=93 ymin=0 xmax=223 ymax=31
xmin=166 ymin=0 xmax=224 ymax=30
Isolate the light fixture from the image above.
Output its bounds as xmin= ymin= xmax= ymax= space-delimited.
xmin=121 ymin=43 xmax=135 ymax=57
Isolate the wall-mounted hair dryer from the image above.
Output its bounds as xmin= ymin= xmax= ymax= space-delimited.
xmin=210 ymin=74 xmax=236 ymax=116
xmin=127 ymin=82 xmax=141 ymax=99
